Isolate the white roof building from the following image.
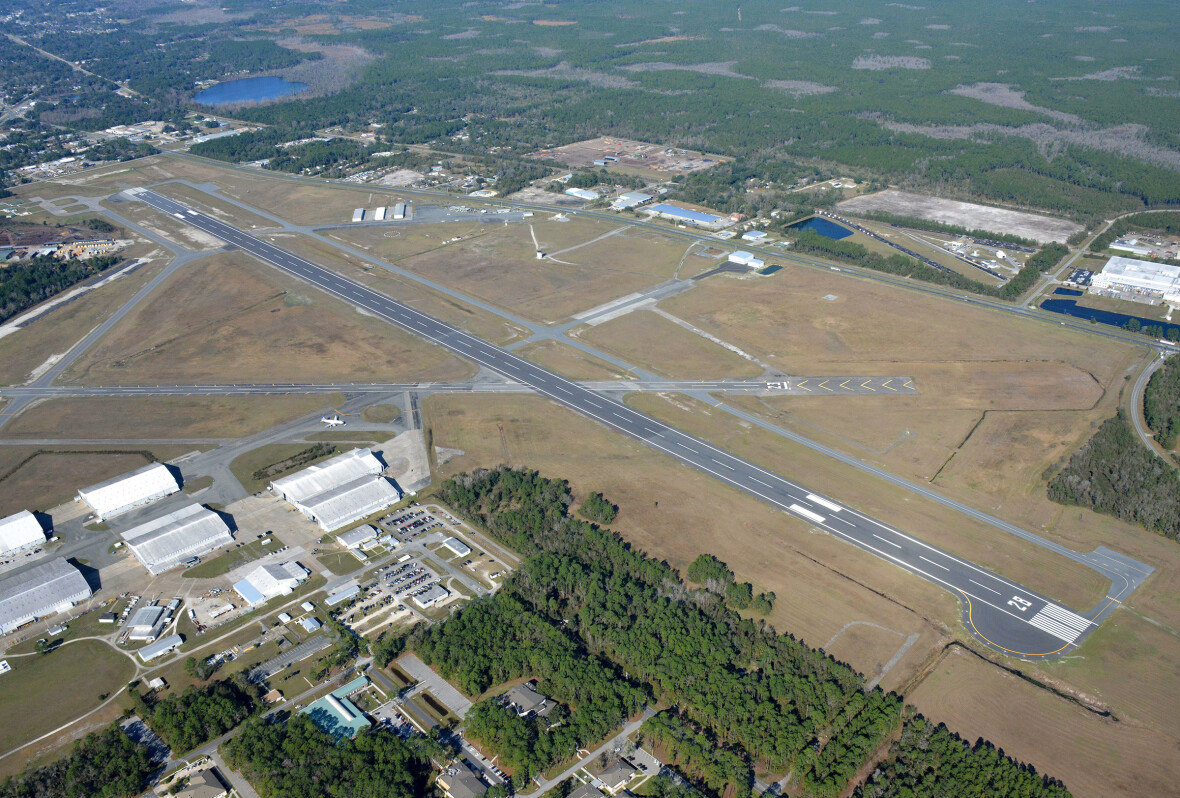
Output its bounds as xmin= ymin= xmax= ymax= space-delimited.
xmin=564 ymin=188 xmax=600 ymax=201
xmin=0 ymin=559 xmax=92 ymax=634
xmin=233 ymin=561 xmax=309 ymax=606
xmin=442 ymin=537 xmax=471 ymax=557
xmin=611 ymin=191 xmax=652 ymax=210
xmin=741 ymin=230 xmax=768 ymax=241
xmin=336 ymin=525 xmax=378 ymax=549
xmin=728 ymin=250 xmax=765 ymax=268
xmin=0 ymin=511 xmax=47 ymax=556
xmin=1092 ymin=256 xmax=1180 ymax=303
xmin=271 ymin=449 xmax=401 ymax=531
xmin=413 ymin=584 xmax=450 ymax=609
xmin=127 ymin=605 xmax=167 ymax=641
xmin=78 ymin=463 xmax=180 ymax=520
xmin=138 ymin=634 xmax=183 ymax=662
xmin=121 ymin=504 xmax=234 ymax=575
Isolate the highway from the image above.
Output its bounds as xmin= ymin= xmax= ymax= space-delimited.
xmin=133 ymin=187 xmax=1109 ymax=659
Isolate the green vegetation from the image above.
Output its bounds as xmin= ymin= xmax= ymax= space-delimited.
xmin=577 ymin=491 xmax=617 ymax=524
xmin=686 ymin=553 xmax=775 ymax=615
xmin=131 ymin=674 xmax=263 ymax=754
xmin=0 ymin=724 xmax=154 ymax=798
xmin=1144 ymin=357 xmax=1180 ymax=449
xmin=640 ymin=711 xmax=753 ymax=798
xmin=0 ymin=254 xmax=121 ymax=324
xmin=1048 ymin=413 xmax=1180 ymax=540
xmin=230 ymin=443 xmax=339 ymax=494
xmin=855 ymin=715 xmax=1070 ymax=798
xmin=224 ymin=714 xmax=430 ymax=798
xmin=251 ymin=443 xmax=335 ymax=483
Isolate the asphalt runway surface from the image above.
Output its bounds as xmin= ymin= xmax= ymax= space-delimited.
xmin=132 ymin=188 xmax=1108 ymax=659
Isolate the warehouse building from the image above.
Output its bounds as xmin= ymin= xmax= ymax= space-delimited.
xmin=138 ymin=633 xmax=182 ymax=662
xmin=78 ymin=463 xmax=180 ymax=520
xmin=271 ymin=449 xmax=402 ymax=531
xmin=0 ymin=511 xmax=48 ymax=557
xmin=301 ymin=676 xmax=372 ymax=740
xmin=644 ymin=203 xmax=725 ymax=228
xmin=0 ymin=559 xmax=92 ymax=634
xmin=727 ymin=250 xmax=765 ymax=269
xmin=564 ymin=187 xmax=600 ymax=201
xmin=336 ymin=525 xmax=377 ymax=549
xmin=611 ymin=191 xmax=652 ymax=210
xmin=121 ymin=504 xmax=234 ymax=575
xmin=233 ymin=561 xmax=309 ymax=606
xmin=126 ymin=605 xmax=168 ymax=641
xmin=442 ymin=536 xmax=471 ymax=557
xmin=1091 ymin=256 xmax=1180 ymax=304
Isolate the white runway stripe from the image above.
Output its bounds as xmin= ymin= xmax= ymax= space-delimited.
xmin=806 ymin=494 xmax=843 ymax=513
xmin=790 ymin=504 xmax=826 ymax=524
xmin=1038 ymin=603 xmax=1090 ymax=631
xmin=1028 ymin=608 xmax=1082 ymax=643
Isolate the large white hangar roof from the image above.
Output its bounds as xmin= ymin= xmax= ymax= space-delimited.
xmin=0 ymin=558 xmax=92 ymax=634
xmin=0 ymin=511 xmax=47 ymax=555
xmin=234 ymin=561 xmax=309 ymax=605
xmin=271 ymin=449 xmax=401 ymax=531
xmin=78 ymin=462 xmax=180 ymax=519
xmin=121 ymin=504 xmax=234 ymax=575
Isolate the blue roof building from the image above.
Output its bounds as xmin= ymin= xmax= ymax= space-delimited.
xmin=300 ymin=676 xmax=372 ymax=740
xmin=646 ymin=203 xmax=724 ymax=226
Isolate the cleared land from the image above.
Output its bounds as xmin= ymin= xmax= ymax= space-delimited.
xmin=62 ymin=251 xmax=475 ymax=385
xmin=0 ymin=259 xmax=166 ymax=386
xmin=526 ymin=136 xmax=730 ymax=176
xmin=151 ymin=182 xmax=278 ymax=231
xmin=424 ymin=392 xmax=952 ymax=694
xmin=837 ymin=189 xmax=1083 ymax=243
xmin=576 ymin=310 xmax=763 ymax=379
xmin=261 ymin=231 xmax=530 ymax=345
xmin=910 ymin=644 xmax=1180 ymax=798
xmin=516 ymin=340 xmax=635 ymax=381
xmin=0 ymin=396 xmax=340 ymax=440
xmin=183 ymin=535 xmax=285 ymax=578
xmin=0 ymin=640 xmax=134 ymax=754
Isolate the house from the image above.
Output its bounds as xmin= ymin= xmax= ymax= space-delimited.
xmin=436 ymin=766 xmax=487 ymax=798
xmin=568 ymin=785 xmax=605 ymax=798
xmin=597 ymin=760 xmax=637 ymax=795
xmin=503 ymin=682 xmax=555 ymax=718
xmin=175 ymin=769 xmax=228 ymax=798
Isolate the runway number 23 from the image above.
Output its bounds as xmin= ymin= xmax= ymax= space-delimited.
xmin=1008 ymin=596 xmax=1032 ymax=612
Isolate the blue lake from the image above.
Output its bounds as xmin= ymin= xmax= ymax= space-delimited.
xmin=194 ymin=76 xmax=308 ymax=106
xmin=788 ymin=216 xmax=853 ymax=240
xmin=1040 ymin=297 xmax=1180 ymax=339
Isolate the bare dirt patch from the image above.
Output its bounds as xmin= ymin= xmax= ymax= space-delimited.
xmin=852 ymin=55 xmax=932 ymax=70
xmin=516 ymin=340 xmax=634 ymax=381
xmin=947 ymin=83 xmax=1081 ymax=124
xmin=764 ymin=79 xmax=837 ymax=95
xmin=493 ymin=62 xmax=638 ymax=89
xmin=532 ymin=19 xmax=576 ymax=26
xmin=837 ymin=189 xmax=1083 ymax=243
xmin=62 ymin=251 xmax=473 ymax=385
xmin=527 ymin=136 xmax=729 ymax=175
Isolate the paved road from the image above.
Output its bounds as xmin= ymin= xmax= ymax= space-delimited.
xmin=530 ymin=707 xmax=656 ymax=795
xmin=1129 ymin=352 xmax=1171 ymax=456
xmin=130 ymin=188 xmax=1132 ymax=659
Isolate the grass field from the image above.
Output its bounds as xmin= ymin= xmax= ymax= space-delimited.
xmin=101 ymin=200 xmax=225 ymax=251
xmin=423 ymin=392 xmax=950 ymax=692
xmin=260 ymin=232 xmax=531 ymax=345
xmin=151 ymin=182 xmax=278 ymax=231
xmin=182 ymin=535 xmax=285 ymax=579
xmin=229 ymin=443 xmax=344 ymax=495
xmin=361 ymin=404 xmax=403 ymax=423
xmin=516 ymin=340 xmax=635 ymax=381
xmin=576 ymin=310 xmax=763 ymax=379
xmin=316 ymin=550 xmax=365 ymax=575
xmin=626 ymin=392 xmax=1110 ymax=612
xmin=0 ymin=396 xmax=340 ymax=440
xmin=0 ymin=640 xmax=134 ymax=754
xmin=61 ymin=251 xmax=475 ymax=385
xmin=0 ymin=259 xmax=165 ymax=386
xmin=909 ymin=644 xmax=1180 ymax=798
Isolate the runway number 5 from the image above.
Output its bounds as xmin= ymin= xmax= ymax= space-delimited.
xmin=1008 ymin=596 xmax=1032 ymax=612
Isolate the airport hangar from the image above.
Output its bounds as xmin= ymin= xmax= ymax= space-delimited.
xmin=0 ymin=559 xmax=92 ymax=634
xmin=270 ymin=448 xmax=401 ymax=532
xmin=77 ymin=462 xmax=180 ymax=520
xmin=0 ymin=510 xmax=48 ymax=557
xmin=121 ymin=504 xmax=234 ymax=575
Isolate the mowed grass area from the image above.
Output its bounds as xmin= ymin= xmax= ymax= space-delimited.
xmin=61 ymin=251 xmax=476 ymax=385
xmin=151 ymin=181 xmax=278 ymax=231
xmin=260 ymin=232 xmax=530 ymax=345
xmin=0 ymin=395 xmax=341 ymax=440
xmin=361 ymin=403 xmax=402 ymax=423
xmin=516 ymin=340 xmax=635 ymax=381
xmin=423 ymin=392 xmax=950 ymax=693
xmin=0 ymin=445 xmax=199 ymax=515
xmin=182 ymin=535 xmax=285 ymax=579
xmin=0 ymin=640 xmax=133 ymax=753
xmin=230 ymin=442 xmax=344 ymax=494
xmin=0 ymin=259 xmax=165 ymax=386
xmin=910 ymin=644 xmax=1180 ymax=798
xmin=626 ymin=392 xmax=1110 ymax=612
xmin=576 ymin=310 xmax=763 ymax=379
xmin=317 ymin=550 xmax=365 ymax=575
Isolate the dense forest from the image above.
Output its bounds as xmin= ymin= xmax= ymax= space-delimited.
xmin=1048 ymin=413 xmax=1180 ymax=541
xmin=430 ymin=466 xmax=1071 ymax=797
xmin=0 ymin=724 xmax=154 ymax=798
xmin=0 ymin=254 xmax=121 ymax=324
xmin=131 ymin=674 xmax=263 ymax=754
xmin=1144 ymin=357 xmax=1180 ymax=450
xmin=223 ymin=714 xmax=430 ymax=798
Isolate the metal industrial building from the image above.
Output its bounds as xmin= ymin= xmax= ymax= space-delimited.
xmin=121 ymin=504 xmax=234 ymax=574
xmin=611 ymin=191 xmax=652 ymax=210
xmin=138 ymin=633 xmax=182 ymax=662
xmin=0 ymin=559 xmax=92 ymax=634
xmin=233 ymin=561 xmax=309 ymax=605
xmin=336 ymin=525 xmax=377 ymax=549
xmin=1091 ymin=256 xmax=1180 ymax=304
xmin=271 ymin=448 xmax=402 ymax=531
xmin=0 ymin=511 xmax=47 ymax=556
xmin=78 ymin=462 xmax=180 ymax=520
xmin=126 ymin=605 xmax=168 ymax=641
xmin=645 ymin=202 xmax=724 ymax=228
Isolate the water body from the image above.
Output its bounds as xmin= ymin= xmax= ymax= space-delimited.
xmin=1040 ymin=297 xmax=1180 ymax=339
xmin=787 ymin=216 xmax=853 ymax=240
xmin=1052 ymin=287 xmax=1083 ymax=297
xmin=194 ymin=76 xmax=308 ymax=106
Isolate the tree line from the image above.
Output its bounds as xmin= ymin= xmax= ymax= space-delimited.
xmin=0 ymin=254 xmax=122 ymax=325
xmin=0 ymin=725 xmax=155 ymax=798
xmin=1144 ymin=356 xmax=1180 ymax=450
xmin=130 ymin=674 xmax=263 ymax=754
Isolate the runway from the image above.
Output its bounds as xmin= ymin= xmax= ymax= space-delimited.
xmin=130 ymin=187 xmax=1112 ymax=658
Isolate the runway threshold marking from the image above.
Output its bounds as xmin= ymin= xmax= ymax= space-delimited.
xmin=789 ymin=504 xmax=826 ymax=524
xmin=806 ymin=494 xmax=842 ymax=513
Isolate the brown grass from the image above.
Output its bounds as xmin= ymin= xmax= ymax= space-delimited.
xmin=626 ymin=392 xmax=1111 ymax=612
xmin=576 ymin=310 xmax=763 ymax=379
xmin=423 ymin=393 xmax=951 ymax=687
xmin=1 ymin=395 xmax=341 ymax=440
xmin=910 ymin=644 xmax=1180 ymax=798
xmin=0 ymin=261 xmax=165 ymax=386
xmin=62 ymin=251 xmax=475 ymax=385
xmin=516 ymin=340 xmax=635 ymax=381
xmin=151 ymin=182 xmax=277 ymax=230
